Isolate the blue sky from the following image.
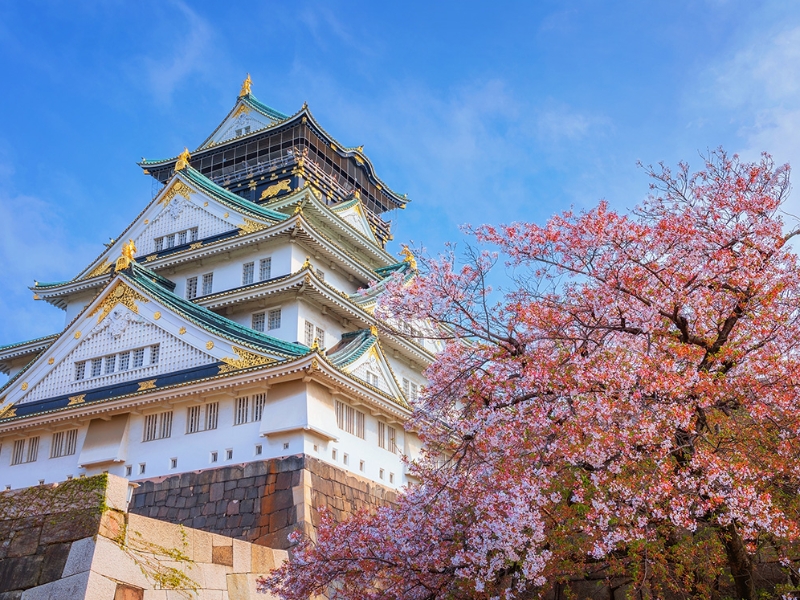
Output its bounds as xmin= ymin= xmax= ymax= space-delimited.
xmin=1 ymin=1 xmax=799 ymax=369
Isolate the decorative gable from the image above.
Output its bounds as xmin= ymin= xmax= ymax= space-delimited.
xmin=200 ymin=103 xmax=274 ymax=149
xmin=331 ymin=198 xmax=379 ymax=244
xmin=344 ymin=344 xmax=404 ymax=399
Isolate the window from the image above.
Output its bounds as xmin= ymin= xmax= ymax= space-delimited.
xmin=150 ymin=344 xmax=160 ymax=365
xmin=234 ymin=394 xmax=265 ymax=425
xmin=187 ymin=402 xmax=218 ymax=434
xmin=133 ymin=348 xmax=145 ymax=369
xmin=359 ymin=460 xmax=365 ymax=472
xmin=242 ymin=262 xmax=255 ymax=285
xmin=316 ymin=326 xmax=325 ymax=350
xmin=139 ymin=463 xmax=146 ymax=475
xmin=335 ymin=400 xmax=365 ymax=439
xmin=389 ymin=472 xmax=394 ymax=484
xmin=189 ymin=227 xmax=199 ymax=242
xmin=186 ymin=277 xmax=198 ymax=300
xmin=104 ymin=355 xmax=116 ymax=375
xmin=252 ymin=312 xmax=265 ymax=332
xmin=268 ymin=309 xmax=281 ymax=330
xmin=119 ymin=352 xmax=130 ymax=371
xmin=125 ymin=465 xmax=132 ymax=477
xmin=366 ymin=371 xmax=379 ymax=388
xmin=166 ymin=234 xmax=175 ymax=249
xmin=210 ymin=451 xmax=218 ymax=463
xmin=402 ymin=378 xmax=418 ymax=402
xmin=388 ymin=426 xmax=397 ymax=453
xmin=178 ymin=230 xmax=187 ymax=246
xmin=143 ymin=411 xmax=173 ymax=441
xmin=343 ymin=453 xmax=349 ymax=466
xmin=202 ymin=273 xmax=213 ymax=295
xmin=91 ymin=358 xmax=102 ymax=378
xmin=282 ymin=442 xmax=289 ymax=450
xmin=235 ymin=397 xmax=250 ymax=426
xmin=170 ymin=457 xmax=178 ymax=469
xmin=255 ymin=444 xmax=262 ymax=456
xmin=304 ymin=320 xmax=315 ymax=347
xmin=259 ymin=258 xmax=272 ymax=281
xmin=75 ymin=362 xmax=86 ymax=381
xmin=225 ymin=449 xmax=233 ymax=460
xmin=50 ymin=429 xmax=78 ymax=458
xmin=253 ymin=393 xmax=266 ymax=421
xmin=11 ymin=436 xmax=39 ymax=465
xmin=378 ymin=421 xmax=386 ymax=450
xmin=332 ymin=448 xmax=338 ymax=460
xmin=379 ymin=468 xmax=385 ymax=480
xmin=155 ymin=237 xmax=164 ymax=252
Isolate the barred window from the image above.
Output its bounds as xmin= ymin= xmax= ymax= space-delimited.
xmin=189 ymin=227 xmax=199 ymax=242
xmin=366 ymin=371 xmax=379 ymax=388
xmin=150 ymin=344 xmax=160 ymax=365
xmin=91 ymin=358 xmax=102 ymax=378
xmin=304 ymin=320 xmax=315 ymax=347
xmin=178 ymin=230 xmax=187 ymax=246
xmin=166 ymin=234 xmax=175 ymax=249
xmin=155 ymin=237 xmax=164 ymax=252
xmin=335 ymin=400 xmax=365 ymax=439
xmin=252 ymin=312 xmax=265 ymax=332
xmin=268 ymin=309 xmax=281 ymax=330
xmin=234 ymin=396 xmax=250 ymax=426
xmin=205 ymin=402 xmax=219 ymax=430
xmin=242 ymin=262 xmax=255 ymax=285
xmin=402 ymin=378 xmax=419 ymax=402
xmin=104 ymin=355 xmax=116 ymax=375
xmin=133 ymin=348 xmax=145 ymax=369
xmin=316 ymin=326 xmax=325 ymax=349
xmin=253 ymin=393 xmax=266 ymax=421
xmin=119 ymin=351 xmax=130 ymax=371
xmin=187 ymin=405 xmax=202 ymax=434
xmin=388 ymin=425 xmax=397 ymax=453
xmin=11 ymin=436 xmax=39 ymax=465
xmin=259 ymin=258 xmax=271 ymax=281
xmin=186 ymin=276 xmax=198 ymax=300
xmin=187 ymin=402 xmax=218 ymax=434
xmin=143 ymin=411 xmax=173 ymax=442
xmin=75 ymin=362 xmax=86 ymax=381
xmin=50 ymin=429 xmax=78 ymax=458
xmin=202 ymin=273 xmax=213 ymax=295
xmin=378 ymin=421 xmax=386 ymax=449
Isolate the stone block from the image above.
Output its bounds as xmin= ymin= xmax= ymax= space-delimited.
xmin=37 ymin=542 xmax=72 ymax=585
xmin=212 ymin=545 xmax=233 ymax=566
xmin=143 ymin=591 xmax=167 ymax=600
xmin=62 ymin=536 xmax=96 ymax=577
xmin=19 ymin=570 xmax=91 ymax=599
xmin=114 ymin=583 xmax=144 ymax=600
xmin=250 ymin=545 xmax=276 ymax=573
xmin=224 ymin=480 xmax=237 ymax=492
xmin=210 ymin=483 xmax=225 ymax=502
xmin=198 ymin=562 xmax=231 ymax=590
xmin=126 ymin=514 xmax=187 ymax=554
xmin=83 ymin=571 xmax=119 ymax=600
xmin=232 ymin=539 xmax=251 ymax=573
xmin=39 ymin=510 xmax=98 ymax=544
xmin=6 ymin=525 xmax=40 ymax=557
xmin=0 ymin=554 xmax=43 ymax=591
xmin=261 ymin=490 xmax=293 ymax=514
xmin=226 ymin=501 xmax=240 ymax=516
xmin=0 ymin=592 xmax=22 ymax=600
xmin=191 ymin=530 xmax=213 ymax=564
xmin=99 ymin=509 xmax=125 ymax=540
xmin=89 ymin=535 xmax=150 ymax=589
xmin=104 ymin=475 xmax=130 ymax=512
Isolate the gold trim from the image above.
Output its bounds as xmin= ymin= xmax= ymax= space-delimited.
xmin=0 ymin=404 xmax=17 ymax=419
xmin=68 ymin=394 xmax=86 ymax=406
xmin=175 ymin=148 xmax=191 ymax=171
xmin=48 ymin=357 xmax=54 ymax=365
xmin=85 ymin=259 xmax=112 ymax=279
xmin=259 ymin=179 xmax=292 ymax=200
xmin=179 ymin=327 xmax=187 ymax=335
xmin=138 ymin=380 xmax=157 ymax=391
xmin=20 ymin=382 xmax=28 ymax=391
xmin=189 ymin=242 xmax=203 ymax=250
xmin=159 ymin=179 xmax=195 ymax=207
xmin=89 ymin=281 xmax=150 ymax=323
xmin=145 ymin=255 xmax=157 ymax=262
xmin=115 ymin=239 xmax=137 ymax=272
xmin=153 ymin=311 xmax=161 ymax=320
xmin=74 ymin=331 xmax=81 ymax=339
xmin=239 ymin=73 xmax=252 ymax=97
xmin=238 ymin=218 xmax=268 ymax=236
xmin=218 ymin=346 xmax=275 ymax=374
xmin=206 ymin=341 xmax=214 ymax=350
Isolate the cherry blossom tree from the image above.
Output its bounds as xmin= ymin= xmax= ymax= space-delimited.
xmin=267 ymin=150 xmax=800 ymax=599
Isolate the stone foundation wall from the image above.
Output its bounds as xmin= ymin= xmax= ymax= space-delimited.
xmin=129 ymin=454 xmax=397 ymax=549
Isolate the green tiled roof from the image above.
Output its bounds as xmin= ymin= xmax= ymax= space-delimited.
xmin=327 ymin=329 xmax=377 ymax=368
xmin=0 ymin=333 xmax=58 ymax=353
xmin=242 ymin=94 xmax=289 ymax=121
xmin=124 ymin=262 xmax=308 ymax=357
xmin=180 ymin=167 xmax=288 ymax=222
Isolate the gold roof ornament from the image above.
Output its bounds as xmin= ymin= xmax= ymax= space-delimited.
xmin=370 ymin=325 xmax=379 ymax=337
xmin=239 ymin=73 xmax=252 ymax=97
xmin=175 ymin=147 xmax=191 ymax=171
xmin=115 ymin=239 xmax=137 ymax=272
xmin=400 ymin=245 xmax=417 ymax=271
xmin=310 ymin=337 xmax=320 ymax=351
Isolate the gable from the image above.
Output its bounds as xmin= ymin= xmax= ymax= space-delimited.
xmin=22 ymin=304 xmax=215 ymax=403
xmin=200 ymin=103 xmax=274 ymax=149
xmin=332 ymin=201 xmax=379 ymax=244
xmin=345 ymin=345 xmax=403 ymax=399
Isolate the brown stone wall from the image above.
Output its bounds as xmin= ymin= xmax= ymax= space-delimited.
xmin=129 ymin=454 xmax=397 ymax=549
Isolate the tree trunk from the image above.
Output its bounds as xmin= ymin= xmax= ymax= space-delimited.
xmin=722 ymin=523 xmax=755 ymax=600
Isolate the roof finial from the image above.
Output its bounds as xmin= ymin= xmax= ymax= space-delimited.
xmin=175 ymin=148 xmax=191 ymax=171
xmin=370 ymin=325 xmax=378 ymax=337
xmin=115 ymin=239 xmax=137 ymax=272
xmin=239 ymin=73 xmax=252 ymax=97
xmin=400 ymin=245 xmax=417 ymax=271
xmin=310 ymin=337 xmax=320 ymax=351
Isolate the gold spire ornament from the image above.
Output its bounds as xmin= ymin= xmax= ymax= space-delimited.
xmin=239 ymin=73 xmax=252 ymax=97
xmin=115 ymin=239 xmax=137 ymax=272
xmin=400 ymin=246 xmax=417 ymax=271
xmin=175 ymin=148 xmax=191 ymax=171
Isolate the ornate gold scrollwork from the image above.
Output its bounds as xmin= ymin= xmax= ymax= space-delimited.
xmin=238 ymin=218 xmax=268 ymax=236
xmin=259 ymin=179 xmax=292 ymax=200
xmin=68 ymin=394 xmax=86 ymax=406
xmin=218 ymin=346 xmax=275 ymax=374
xmin=115 ymin=239 xmax=137 ymax=272
xmin=0 ymin=403 xmax=17 ymax=419
xmin=239 ymin=73 xmax=252 ymax=97
xmin=85 ymin=259 xmax=112 ymax=279
xmin=159 ymin=180 xmax=195 ymax=207
xmin=137 ymin=380 xmax=157 ymax=391
xmin=400 ymin=245 xmax=418 ymax=271
xmin=89 ymin=282 xmax=150 ymax=323
xmin=175 ymin=148 xmax=191 ymax=171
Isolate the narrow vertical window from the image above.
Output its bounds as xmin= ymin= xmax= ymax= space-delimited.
xmin=91 ymin=358 xmax=102 ymax=378
xmin=133 ymin=348 xmax=145 ymax=369
xmin=202 ymin=273 xmax=213 ymax=295
xmin=51 ymin=431 xmax=65 ymax=458
xmin=26 ymin=437 xmax=39 ymax=463
xmin=235 ymin=397 xmax=250 ymax=425
xmin=64 ymin=429 xmax=78 ymax=456
xmin=166 ymin=234 xmax=175 ymax=249
xmin=253 ymin=393 xmax=266 ymax=422
xmin=259 ymin=258 xmax=271 ymax=281
xmin=150 ymin=344 xmax=160 ymax=365
xmin=118 ymin=352 xmax=130 ymax=371
xmin=268 ymin=309 xmax=281 ymax=330
xmin=186 ymin=276 xmax=198 ymax=300
xmin=251 ymin=312 xmax=265 ymax=332
xmin=189 ymin=227 xmax=199 ymax=242
xmin=104 ymin=355 xmax=116 ymax=375
xmin=242 ymin=262 xmax=255 ymax=285
xmin=356 ymin=411 xmax=365 ymax=439
xmin=155 ymin=237 xmax=164 ymax=252
xmin=11 ymin=440 xmax=25 ymax=465
xmin=304 ymin=320 xmax=315 ymax=347
xmin=316 ymin=326 xmax=325 ymax=350
xmin=205 ymin=402 xmax=219 ymax=430
xmin=187 ymin=405 xmax=202 ymax=434
xmin=388 ymin=426 xmax=397 ymax=453
xmin=178 ymin=230 xmax=187 ymax=246
xmin=378 ymin=422 xmax=386 ymax=450
xmin=75 ymin=362 xmax=86 ymax=381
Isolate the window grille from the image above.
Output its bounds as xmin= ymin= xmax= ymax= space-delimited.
xmin=210 ymin=451 xmax=218 ymax=463
xmin=235 ymin=397 xmax=250 ymax=426
xmin=268 ymin=309 xmax=281 ymax=330
xmin=119 ymin=351 xmax=130 ymax=371
xmin=226 ymin=449 xmax=233 ymax=460
xmin=304 ymin=321 xmax=315 ymax=347
xmin=143 ymin=411 xmax=173 ymax=442
xmin=259 ymin=258 xmax=272 ymax=281
xmin=252 ymin=312 xmax=265 ymax=332
xmin=91 ymin=358 xmax=102 ymax=378
xmin=205 ymin=402 xmax=219 ymax=430
xmin=133 ymin=348 xmax=145 ymax=369
xmin=155 ymin=237 xmax=164 ymax=252
xmin=189 ymin=227 xmax=199 ymax=242
xmin=378 ymin=421 xmax=386 ymax=449
xmin=402 ymin=378 xmax=418 ymax=401
xmin=11 ymin=437 xmax=38 ymax=465
xmin=186 ymin=276 xmax=198 ymax=299
xmin=151 ymin=344 xmax=160 ymax=365
xmin=178 ymin=230 xmax=187 ymax=245
xmin=366 ymin=371 xmax=379 ymax=387
xmin=335 ymin=400 xmax=365 ymax=439
xmin=316 ymin=326 xmax=325 ymax=349
xmin=242 ymin=262 xmax=255 ymax=285
xmin=51 ymin=429 xmax=78 ymax=458
xmin=75 ymin=362 xmax=86 ymax=381
xmin=253 ymin=393 xmax=266 ymax=421
xmin=104 ymin=355 xmax=115 ymax=375
xmin=187 ymin=405 xmax=202 ymax=434
xmin=202 ymin=273 xmax=213 ymax=295
xmin=388 ymin=426 xmax=397 ymax=453
xmin=166 ymin=234 xmax=175 ymax=249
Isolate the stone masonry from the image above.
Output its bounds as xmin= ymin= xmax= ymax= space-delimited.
xmin=129 ymin=454 xmax=397 ymax=549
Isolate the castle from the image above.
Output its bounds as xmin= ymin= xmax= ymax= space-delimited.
xmin=0 ymin=75 xmax=432 ymax=548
